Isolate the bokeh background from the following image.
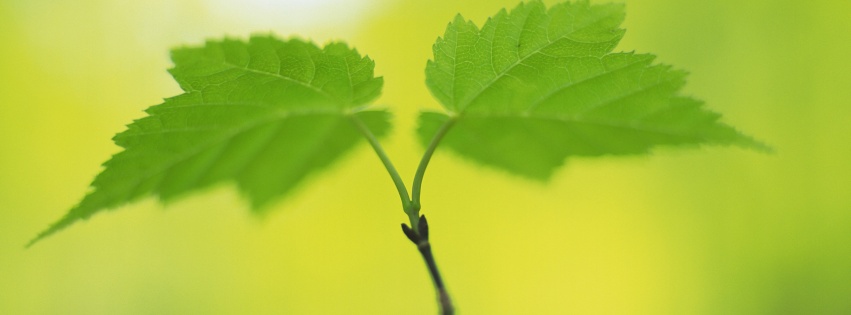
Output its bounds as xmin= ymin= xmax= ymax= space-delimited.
xmin=2 ymin=0 xmax=850 ymax=314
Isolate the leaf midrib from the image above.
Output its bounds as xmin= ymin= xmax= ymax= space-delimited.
xmin=216 ymin=60 xmax=349 ymax=106
xmin=457 ymin=109 xmax=705 ymax=139
xmin=522 ymin=54 xmax=659 ymax=113
xmin=105 ymin=109 xmax=351 ymax=201
xmin=454 ymin=7 xmax=622 ymax=112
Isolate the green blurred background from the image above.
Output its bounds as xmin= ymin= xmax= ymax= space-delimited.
xmin=2 ymin=0 xmax=849 ymax=314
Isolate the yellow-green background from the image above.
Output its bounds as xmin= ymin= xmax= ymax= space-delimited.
xmin=2 ymin=0 xmax=849 ymax=314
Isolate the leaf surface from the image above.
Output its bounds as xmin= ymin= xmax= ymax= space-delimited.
xmin=32 ymin=36 xmax=389 ymax=245
xmin=421 ymin=0 xmax=768 ymax=179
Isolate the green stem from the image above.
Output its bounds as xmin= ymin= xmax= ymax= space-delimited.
xmin=411 ymin=117 xmax=456 ymax=210
xmin=349 ymin=115 xmax=412 ymax=211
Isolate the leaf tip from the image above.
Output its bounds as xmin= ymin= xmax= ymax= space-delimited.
xmin=452 ymin=13 xmax=465 ymax=23
xmin=25 ymin=211 xmax=80 ymax=249
xmin=737 ymin=136 xmax=775 ymax=154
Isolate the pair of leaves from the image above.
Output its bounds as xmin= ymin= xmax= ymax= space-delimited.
xmin=31 ymin=0 xmax=766 ymax=245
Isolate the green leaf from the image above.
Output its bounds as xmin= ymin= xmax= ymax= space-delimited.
xmin=421 ymin=0 xmax=769 ymax=180
xmin=31 ymin=35 xmax=389 ymax=246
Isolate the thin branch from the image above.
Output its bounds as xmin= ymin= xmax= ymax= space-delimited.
xmin=402 ymin=215 xmax=455 ymax=315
